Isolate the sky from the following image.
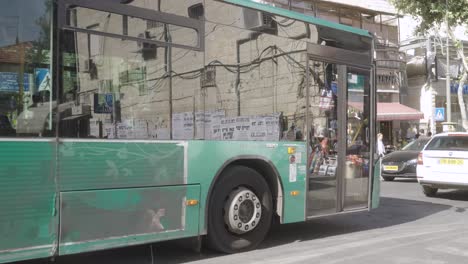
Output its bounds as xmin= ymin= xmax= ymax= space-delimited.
xmin=399 ymin=15 xmax=468 ymax=42
xmin=0 ymin=0 xmax=48 ymax=47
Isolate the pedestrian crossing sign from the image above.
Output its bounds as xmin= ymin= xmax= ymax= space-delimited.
xmin=435 ymin=108 xmax=445 ymax=121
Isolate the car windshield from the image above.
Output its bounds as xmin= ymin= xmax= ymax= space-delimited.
xmin=425 ymin=136 xmax=468 ymax=151
xmin=402 ymin=139 xmax=429 ymax=151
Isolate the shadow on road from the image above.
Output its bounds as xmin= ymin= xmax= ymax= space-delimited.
xmin=24 ymin=196 xmax=453 ymax=264
xmin=390 ymin=178 xmax=418 ymax=183
xmin=435 ymin=189 xmax=468 ymax=202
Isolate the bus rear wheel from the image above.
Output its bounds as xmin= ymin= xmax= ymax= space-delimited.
xmin=207 ymin=165 xmax=272 ymax=253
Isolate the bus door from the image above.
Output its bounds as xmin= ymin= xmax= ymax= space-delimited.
xmin=305 ymin=46 xmax=373 ymax=217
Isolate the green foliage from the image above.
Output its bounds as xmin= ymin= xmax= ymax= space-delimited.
xmin=391 ymin=0 xmax=468 ymax=32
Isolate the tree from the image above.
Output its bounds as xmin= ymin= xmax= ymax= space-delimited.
xmin=391 ymin=0 xmax=468 ymax=129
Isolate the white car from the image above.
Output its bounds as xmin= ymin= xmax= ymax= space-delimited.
xmin=416 ymin=132 xmax=468 ymax=197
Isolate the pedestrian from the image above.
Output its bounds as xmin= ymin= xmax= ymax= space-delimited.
xmin=377 ymin=133 xmax=385 ymax=157
xmin=427 ymin=131 xmax=432 ymax=137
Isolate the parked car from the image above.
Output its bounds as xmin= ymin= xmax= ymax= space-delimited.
xmin=417 ymin=132 xmax=468 ymax=197
xmin=381 ymin=138 xmax=430 ymax=181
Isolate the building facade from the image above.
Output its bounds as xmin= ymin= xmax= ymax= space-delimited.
xmin=401 ymin=36 xmax=468 ymax=134
xmin=260 ymin=0 xmax=423 ymax=148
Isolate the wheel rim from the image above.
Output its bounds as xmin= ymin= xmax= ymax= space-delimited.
xmin=224 ymin=187 xmax=262 ymax=235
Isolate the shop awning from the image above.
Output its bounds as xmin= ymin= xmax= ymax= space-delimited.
xmin=348 ymin=102 xmax=424 ymax=121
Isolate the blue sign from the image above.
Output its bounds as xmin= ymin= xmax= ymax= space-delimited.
xmin=35 ymin=68 xmax=50 ymax=91
xmin=0 ymin=72 xmax=31 ymax=92
xmin=94 ymin=93 xmax=114 ymax=114
xmin=435 ymin=107 xmax=445 ymax=122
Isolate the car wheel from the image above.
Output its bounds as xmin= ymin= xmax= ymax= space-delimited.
xmin=422 ymin=185 xmax=438 ymax=197
xmin=382 ymin=176 xmax=395 ymax=181
xmin=207 ymin=165 xmax=273 ymax=253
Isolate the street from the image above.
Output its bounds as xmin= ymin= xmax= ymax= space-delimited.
xmin=29 ymin=179 xmax=468 ymax=264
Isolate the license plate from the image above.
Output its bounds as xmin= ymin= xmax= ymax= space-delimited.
xmin=383 ymin=165 xmax=398 ymax=171
xmin=439 ymin=159 xmax=464 ymax=165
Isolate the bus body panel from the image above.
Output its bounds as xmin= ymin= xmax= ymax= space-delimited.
xmin=371 ymin=160 xmax=381 ymax=209
xmin=0 ymin=141 xmax=57 ymax=263
xmin=187 ymin=140 xmax=308 ymax=232
xmin=58 ymin=141 xmax=187 ymax=190
xmin=58 ymin=184 xmax=200 ymax=255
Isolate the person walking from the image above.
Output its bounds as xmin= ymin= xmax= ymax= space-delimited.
xmin=377 ymin=133 xmax=385 ymax=158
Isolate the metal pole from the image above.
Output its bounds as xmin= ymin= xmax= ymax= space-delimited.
xmin=446 ymin=0 xmax=451 ymax=122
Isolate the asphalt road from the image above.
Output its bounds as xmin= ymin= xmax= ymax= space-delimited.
xmin=29 ymin=179 xmax=468 ymax=264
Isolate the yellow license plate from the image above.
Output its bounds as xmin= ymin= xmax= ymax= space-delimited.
xmin=439 ymin=159 xmax=464 ymax=165
xmin=383 ymin=165 xmax=398 ymax=171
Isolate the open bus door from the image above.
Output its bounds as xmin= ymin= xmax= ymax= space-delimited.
xmin=305 ymin=43 xmax=374 ymax=218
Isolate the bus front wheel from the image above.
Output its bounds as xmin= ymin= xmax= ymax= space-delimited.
xmin=207 ymin=165 xmax=272 ymax=253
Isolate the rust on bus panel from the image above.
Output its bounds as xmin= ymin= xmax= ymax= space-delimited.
xmin=59 ymin=186 xmax=189 ymax=254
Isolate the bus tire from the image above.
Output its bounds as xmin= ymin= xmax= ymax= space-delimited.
xmin=207 ymin=165 xmax=272 ymax=253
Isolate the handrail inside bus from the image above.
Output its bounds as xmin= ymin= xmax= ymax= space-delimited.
xmin=218 ymin=0 xmax=372 ymax=38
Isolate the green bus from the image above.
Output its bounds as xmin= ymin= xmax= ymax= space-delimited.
xmin=0 ymin=0 xmax=379 ymax=262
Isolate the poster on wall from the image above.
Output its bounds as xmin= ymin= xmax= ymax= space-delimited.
xmin=265 ymin=115 xmax=280 ymax=141
xmin=116 ymin=120 xmax=134 ymax=139
xmin=94 ymin=93 xmax=114 ymax=114
xmin=220 ymin=117 xmax=236 ymax=140
xmin=172 ymin=112 xmax=194 ymax=140
xmin=250 ymin=116 xmax=267 ymax=141
xmin=195 ymin=112 xmax=206 ymax=139
xmin=148 ymin=117 xmax=170 ymax=140
xmin=210 ymin=110 xmax=225 ymax=140
xmin=134 ymin=120 xmax=149 ymax=139
xmin=233 ymin=116 xmax=251 ymax=140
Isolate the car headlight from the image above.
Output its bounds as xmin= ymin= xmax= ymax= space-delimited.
xmin=407 ymin=159 xmax=417 ymax=165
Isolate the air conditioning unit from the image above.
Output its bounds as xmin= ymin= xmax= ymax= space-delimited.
xmin=242 ymin=8 xmax=277 ymax=33
xmin=137 ymin=32 xmax=157 ymax=60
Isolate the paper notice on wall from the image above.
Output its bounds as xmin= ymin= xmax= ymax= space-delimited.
xmin=172 ymin=113 xmax=183 ymax=139
xmin=172 ymin=112 xmax=194 ymax=140
xmin=117 ymin=120 xmax=134 ymax=139
xmin=148 ymin=118 xmax=169 ymax=139
xmin=182 ymin=112 xmax=194 ymax=139
xmin=172 ymin=113 xmax=184 ymax=139
xmin=250 ymin=116 xmax=267 ymax=141
xmin=209 ymin=110 xmax=225 ymax=140
xmin=195 ymin=112 xmax=206 ymax=139
xmin=134 ymin=120 xmax=148 ymax=139
xmin=220 ymin=117 xmax=236 ymax=140
xmin=289 ymin=163 xmax=297 ymax=182
xmin=233 ymin=116 xmax=250 ymax=140
xmin=265 ymin=115 xmax=280 ymax=141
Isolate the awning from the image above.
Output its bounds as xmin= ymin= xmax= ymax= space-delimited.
xmin=348 ymin=102 xmax=424 ymax=121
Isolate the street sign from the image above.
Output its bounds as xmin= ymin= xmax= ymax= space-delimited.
xmin=435 ymin=107 xmax=445 ymax=122
xmin=0 ymin=72 xmax=31 ymax=92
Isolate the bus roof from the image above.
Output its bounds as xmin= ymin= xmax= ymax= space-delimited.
xmin=221 ymin=0 xmax=372 ymax=38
